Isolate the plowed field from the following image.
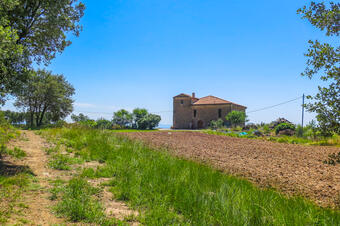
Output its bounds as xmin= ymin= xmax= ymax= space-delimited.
xmin=123 ymin=131 xmax=340 ymax=208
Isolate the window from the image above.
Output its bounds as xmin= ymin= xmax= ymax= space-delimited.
xmin=194 ymin=110 xmax=197 ymax=118
xmin=180 ymin=100 xmax=184 ymax=104
xmin=218 ymin=109 xmax=222 ymax=118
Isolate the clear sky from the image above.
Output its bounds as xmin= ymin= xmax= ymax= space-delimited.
xmin=4 ymin=0 xmax=336 ymax=126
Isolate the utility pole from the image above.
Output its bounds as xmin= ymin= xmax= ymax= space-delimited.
xmin=302 ymin=94 xmax=305 ymax=128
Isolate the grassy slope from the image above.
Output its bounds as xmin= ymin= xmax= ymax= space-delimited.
xmin=42 ymin=128 xmax=340 ymax=225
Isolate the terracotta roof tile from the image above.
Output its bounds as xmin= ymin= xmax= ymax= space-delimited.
xmin=193 ymin=95 xmax=246 ymax=108
xmin=173 ymin=93 xmax=191 ymax=98
xmin=193 ymin=95 xmax=231 ymax=105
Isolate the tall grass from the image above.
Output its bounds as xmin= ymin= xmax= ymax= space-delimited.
xmin=43 ymin=128 xmax=340 ymax=225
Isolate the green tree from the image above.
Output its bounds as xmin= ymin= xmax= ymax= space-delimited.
xmin=71 ymin=113 xmax=90 ymax=122
xmin=0 ymin=0 xmax=27 ymax=104
xmin=0 ymin=0 xmax=85 ymax=104
xmin=132 ymin=108 xmax=148 ymax=129
xmin=225 ymin=111 xmax=247 ymax=128
xmin=14 ymin=69 xmax=75 ymax=128
xmin=2 ymin=110 xmax=28 ymax=125
xmin=137 ymin=113 xmax=161 ymax=130
xmin=298 ymin=2 xmax=339 ymax=135
xmin=95 ymin=118 xmax=112 ymax=130
xmin=113 ymin=109 xmax=132 ymax=128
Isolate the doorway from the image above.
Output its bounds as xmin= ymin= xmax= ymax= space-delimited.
xmin=197 ymin=120 xmax=204 ymax=129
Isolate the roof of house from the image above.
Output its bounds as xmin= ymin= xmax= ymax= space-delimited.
xmin=193 ymin=95 xmax=246 ymax=108
xmin=193 ymin=95 xmax=231 ymax=105
xmin=174 ymin=93 xmax=246 ymax=108
xmin=173 ymin=93 xmax=192 ymax=98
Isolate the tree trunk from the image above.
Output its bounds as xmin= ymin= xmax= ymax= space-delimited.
xmin=38 ymin=106 xmax=47 ymax=127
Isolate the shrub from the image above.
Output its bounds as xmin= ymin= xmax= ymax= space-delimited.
xmin=95 ymin=118 xmax=112 ymax=130
xmin=209 ymin=119 xmax=224 ymax=130
xmin=323 ymin=152 xmax=340 ymax=166
xmin=275 ymin=123 xmax=295 ymax=135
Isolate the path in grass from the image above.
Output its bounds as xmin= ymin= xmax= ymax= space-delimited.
xmin=6 ymin=131 xmax=65 ymax=225
xmin=7 ymin=130 xmax=138 ymax=225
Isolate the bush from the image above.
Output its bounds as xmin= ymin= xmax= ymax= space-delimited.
xmin=95 ymin=118 xmax=112 ymax=130
xmin=275 ymin=123 xmax=295 ymax=135
xmin=209 ymin=119 xmax=224 ymax=130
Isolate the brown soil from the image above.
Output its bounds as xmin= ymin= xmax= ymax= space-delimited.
xmin=6 ymin=130 xmax=138 ymax=225
xmin=7 ymin=130 xmax=66 ymax=225
xmin=123 ymin=131 xmax=340 ymax=208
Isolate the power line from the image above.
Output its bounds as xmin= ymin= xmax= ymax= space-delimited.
xmin=247 ymin=96 xmax=303 ymax=114
xmin=73 ymin=96 xmax=304 ymax=116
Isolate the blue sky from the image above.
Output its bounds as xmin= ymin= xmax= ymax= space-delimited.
xmin=4 ymin=0 xmax=335 ymax=125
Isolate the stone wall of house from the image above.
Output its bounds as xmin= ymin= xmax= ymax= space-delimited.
xmin=191 ymin=104 xmax=233 ymax=129
xmin=173 ymin=95 xmax=193 ymax=129
xmin=173 ymin=95 xmax=246 ymax=129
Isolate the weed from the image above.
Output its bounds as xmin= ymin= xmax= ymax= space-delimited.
xmin=54 ymin=177 xmax=119 ymax=224
xmin=48 ymin=153 xmax=83 ymax=170
xmin=42 ymin=128 xmax=340 ymax=225
xmin=323 ymin=152 xmax=340 ymax=166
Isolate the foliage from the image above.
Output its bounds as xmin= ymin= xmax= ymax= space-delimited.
xmin=111 ymin=108 xmax=161 ymax=130
xmin=42 ymin=128 xmax=340 ymax=225
xmin=275 ymin=123 xmax=296 ymax=135
xmin=225 ymin=111 xmax=247 ymax=127
xmin=1 ymin=146 xmax=26 ymax=159
xmin=15 ymin=69 xmax=75 ymax=128
xmin=95 ymin=118 xmax=112 ymax=130
xmin=0 ymin=0 xmax=85 ymax=105
xmin=298 ymin=2 xmax=340 ymax=136
xmin=205 ymin=129 xmax=340 ymax=147
xmin=132 ymin=108 xmax=148 ymax=128
xmin=323 ymin=152 xmax=340 ymax=166
xmin=112 ymin=109 xmax=132 ymax=128
xmin=209 ymin=119 xmax=224 ymax=130
xmin=0 ymin=112 xmax=18 ymax=151
xmin=2 ymin=110 xmax=28 ymax=125
xmin=48 ymin=153 xmax=81 ymax=170
xmin=134 ymin=112 xmax=161 ymax=130
xmin=0 ymin=173 xmax=32 ymax=223
xmin=71 ymin=113 xmax=90 ymax=123
xmin=54 ymin=177 xmax=117 ymax=224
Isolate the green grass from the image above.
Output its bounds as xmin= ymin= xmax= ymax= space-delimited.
xmin=2 ymin=147 xmax=27 ymax=159
xmin=0 ymin=173 xmax=33 ymax=223
xmin=50 ymin=177 xmax=122 ymax=225
xmin=42 ymin=128 xmax=340 ymax=225
xmin=48 ymin=153 xmax=83 ymax=170
xmin=204 ymin=130 xmax=340 ymax=147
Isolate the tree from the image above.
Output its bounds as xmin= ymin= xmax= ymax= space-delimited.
xmin=0 ymin=0 xmax=85 ymax=104
xmin=2 ymin=110 xmax=28 ymax=125
xmin=95 ymin=118 xmax=112 ymax=130
xmin=15 ymin=69 xmax=75 ymax=128
xmin=0 ymin=0 xmax=27 ymax=105
xmin=136 ymin=113 xmax=161 ymax=130
xmin=71 ymin=113 xmax=90 ymax=122
xmin=132 ymin=108 xmax=161 ymax=130
xmin=225 ymin=111 xmax=247 ymax=128
xmin=113 ymin=109 xmax=132 ymax=128
xmin=132 ymin=108 xmax=148 ymax=129
xmin=298 ymin=2 xmax=340 ymax=135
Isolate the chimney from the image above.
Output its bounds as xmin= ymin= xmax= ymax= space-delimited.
xmin=192 ymin=92 xmax=195 ymax=98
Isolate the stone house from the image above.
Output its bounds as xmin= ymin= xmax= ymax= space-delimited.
xmin=173 ymin=93 xmax=247 ymax=129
